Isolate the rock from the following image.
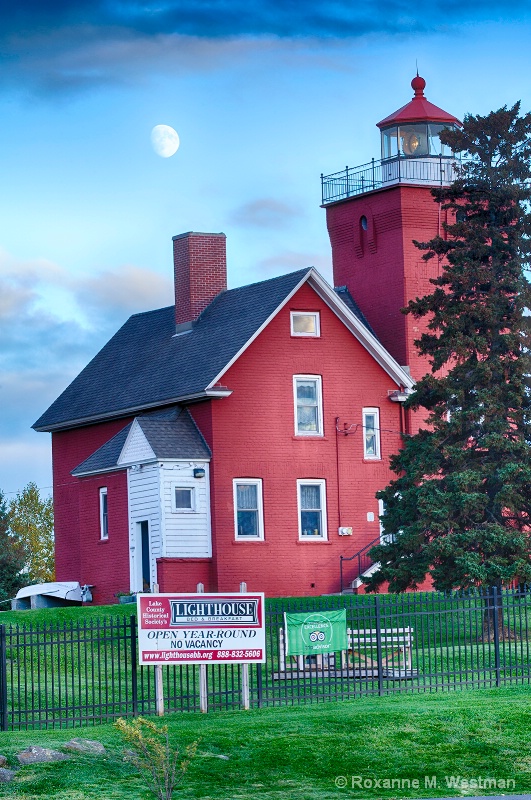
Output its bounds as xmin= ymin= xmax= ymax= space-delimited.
xmin=0 ymin=768 xmax=15 ymax=783
xmin=0 ymin=756 xmax=6 ymax=767
xmin=198 ymin=751 xmax=230 ymax=760
xmin=17 ymin=746 xmax=70 ymax=765
xmin=63 ymin=739 xmax=106 ymax=755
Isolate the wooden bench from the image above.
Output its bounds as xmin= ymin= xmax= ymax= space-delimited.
xmin=278 ymin=626 xmax=414 ymax=674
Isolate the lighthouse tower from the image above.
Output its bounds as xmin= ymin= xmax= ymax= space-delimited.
xmin=322 ymin=75 xmax=461 ymax=382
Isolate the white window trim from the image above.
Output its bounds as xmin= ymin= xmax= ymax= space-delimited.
xmin=363 ymin=407 xmax=381 ymax=460
xmin=293 ymin=375 xmax=323 ymax=437
xmin=171 ymin=484 xmax=196 ymax=514
xmin=233 ymin=479 xmax=264 ymax=541
xmin=297 ymin=479 xmax=328 ymax=541
xmin=99 ymin=487 xmax=108 ymax=540
xmin=290 ymin=311 xmax=320 ymax=337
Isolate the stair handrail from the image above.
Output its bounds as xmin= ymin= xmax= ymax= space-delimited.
xmin=339 ymin=534 xmax=394 ymax=593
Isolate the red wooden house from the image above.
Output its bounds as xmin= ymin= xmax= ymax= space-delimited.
xmin=34 ymin=76 xmax=459 ymax=603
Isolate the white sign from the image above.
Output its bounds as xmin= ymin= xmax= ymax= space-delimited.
xmin=137 ymin=592 xmax=266 ymax=665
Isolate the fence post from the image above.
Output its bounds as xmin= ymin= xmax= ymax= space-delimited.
xmin=492 ymin=586 xmax=501 ymax=688
xmin=374 ymin=596 xmax=384 ymax=697
xmin=256 ymin=663 xmax=263 ymax=708
xmin=130 ymin=616 xmax=138 ymax=717
xmin=0 ymin=625 xmax=7 ymax=731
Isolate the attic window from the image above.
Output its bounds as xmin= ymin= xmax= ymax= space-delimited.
xmin=291 ymin=312 xmax=320 ymax=337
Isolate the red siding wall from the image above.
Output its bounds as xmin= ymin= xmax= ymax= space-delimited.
xmin=326 ymin=184 xmax=446 ymax=382
xmin=193 ymin=281 xmax=405 ymax=597
xmin=157 ymin=558 xmax=214 ymax=593
xmin=52 ymin=419 xmax=132 ymax=605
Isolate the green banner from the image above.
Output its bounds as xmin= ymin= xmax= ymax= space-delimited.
xmin=284 ymin=609 xmax=348 ymax=656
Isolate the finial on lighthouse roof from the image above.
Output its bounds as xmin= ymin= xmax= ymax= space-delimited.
xmin=376 ymin=73 xmax=461 ymax=129
xmin=411 ymin=72 xmax=426 ymax=97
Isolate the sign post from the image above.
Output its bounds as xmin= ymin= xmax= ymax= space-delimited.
xmin=239 ymin=582 xmax=249 ymax=710
xmin=197 ymin=583 xmax=208 ymax=714
xmin=136 ymin=589 xmax=266 ymax=713
xmin=152 ymin=583 xmax=164 ymax=716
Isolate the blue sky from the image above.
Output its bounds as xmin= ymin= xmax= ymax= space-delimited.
xmin=2 ymin=1 xmax=531 ymax=498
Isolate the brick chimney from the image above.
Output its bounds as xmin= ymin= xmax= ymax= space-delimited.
xmin=172 ymin=231 xmax=227 ymax=331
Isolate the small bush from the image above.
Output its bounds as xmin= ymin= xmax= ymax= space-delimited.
xmin=114 ymin=716 xmax=198 ymax=800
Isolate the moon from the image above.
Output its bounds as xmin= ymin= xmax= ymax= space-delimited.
xmin=151 ymin=125 xmax=180 ymax=158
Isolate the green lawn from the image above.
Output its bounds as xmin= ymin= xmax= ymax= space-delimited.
xmin=1 ymin=685 xmax=531 ymax=800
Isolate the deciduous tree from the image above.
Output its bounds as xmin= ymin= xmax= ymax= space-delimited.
xmin=9 ymin=482 xmax=54 ymax=583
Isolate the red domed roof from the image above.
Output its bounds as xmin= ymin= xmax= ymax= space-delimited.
xmin=377 ymin=75 xmax=461 ymax=129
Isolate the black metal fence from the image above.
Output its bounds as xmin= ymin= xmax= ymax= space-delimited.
xmin=2 ymin=587 xmax=531 ymax=730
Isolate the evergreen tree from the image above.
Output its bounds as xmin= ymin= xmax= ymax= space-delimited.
xmin=0 ymin=489 xmax=26 ymax=604
xmin=365 ymin=103 xmax=531 ymax=598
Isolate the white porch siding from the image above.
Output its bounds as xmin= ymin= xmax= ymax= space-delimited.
xmin=118 ymin=420 xmax=156 ymax=465
xmin=127 ymin=464 xmax=162 ymax=592
xmin=160 ymin=463 xmax=211 ymax=557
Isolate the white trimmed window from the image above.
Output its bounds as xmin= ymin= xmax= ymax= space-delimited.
xmin=290 ymin=311 xmax=320 ymax=337
xmin=172 ymin=486 xmax=196 ymax=513
xmin=233 ymin=479 xmax=264 ymax=540
xmin=363 ymin=408 xmax=381 ymax=459
xmin=99 ymin=488 xmax=108 ymax=540
xmin=297 ymin=479 xmax=327 ymax=540
xmin=294 ymin=375 xmax=323 ymax=436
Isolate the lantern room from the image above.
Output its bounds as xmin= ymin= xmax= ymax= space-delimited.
xmin=377 ymin=74 xmax=461 ymax=160
xmin=321 ymin=74 xmax=462 ymax=205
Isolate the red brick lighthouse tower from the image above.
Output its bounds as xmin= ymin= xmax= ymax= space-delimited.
xmin=322 ymin=75 xmax=461 ymax=384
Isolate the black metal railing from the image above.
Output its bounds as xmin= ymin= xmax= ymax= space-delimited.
xmin=321 ymin=155 xmax=458 ymax=204
xmin=2 ymin=587 xmax=531 ymax=729
xmin=339 ymin=535 xmax=394 ymax=594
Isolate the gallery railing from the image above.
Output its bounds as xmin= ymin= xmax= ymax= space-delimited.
xmin=321 ymin=155 xmax=459 ymax=204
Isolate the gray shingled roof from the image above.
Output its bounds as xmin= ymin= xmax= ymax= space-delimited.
xmin=136 ymin=406 xmax=211 ymax=460
xmin=34 ymin=268 xmax=376 ymax=432
xmin=71 ymin=406 xmax=211 ymax=476
xmin=34 ymin=269 xmax=310 ymax=431
xmin=71 ymin=424 xmax=132 ymax=476
xmin=334 ymin=286 xmax=378 ymax=338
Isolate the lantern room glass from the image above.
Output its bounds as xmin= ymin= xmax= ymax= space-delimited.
xmin=381 ymin=123 xmax=456 ymax=159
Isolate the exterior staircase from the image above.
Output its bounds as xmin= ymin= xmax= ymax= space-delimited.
xmin=340 ymin=535 xmax=393 ymax=593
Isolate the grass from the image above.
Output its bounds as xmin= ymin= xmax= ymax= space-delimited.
xmin=0 ymin=603 xmax=135 ymax=628
xmin=1 ymin=686 xmax=531 ymax=799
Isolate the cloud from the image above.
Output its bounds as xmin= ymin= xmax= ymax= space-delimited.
xmin=3 ymin=1 xmax=531 ymax=96
xmin=256 ymin=249 xmax=332 ymax=279
xmin=0 ymin=249 xmax=172 ymax=453
xmin=0 ymin=435 xmax=54 ymax=498
xmin=230 ymin=198 xmax=303 ymax=229
xmin=3 ymin=0 xmax=530 ymax=41
xmin=78 ymin=264 xmax=173 ymax=318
